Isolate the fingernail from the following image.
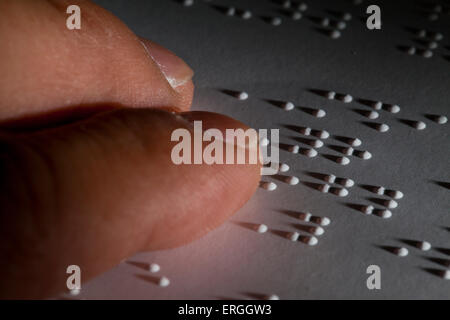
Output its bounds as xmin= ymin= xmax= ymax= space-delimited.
xmin=139 ymin=38 xmax=194 ymax=89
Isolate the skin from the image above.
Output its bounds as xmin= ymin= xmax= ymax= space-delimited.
xmin=0 ymin=0 xmax=261 ymax=299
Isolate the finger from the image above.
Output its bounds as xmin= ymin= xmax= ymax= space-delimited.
xmin=0 ymin=109 xmax=261 ymax=298
xmin=0 ymin=0 xmax=194 ymax=125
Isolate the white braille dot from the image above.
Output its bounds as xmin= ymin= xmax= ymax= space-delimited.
xmin=313 ymin=109 xmax=327 ymax=118
xmin=183 ymin=0 xmax=194 ymax=7
xmin=385 ymin=190 xmax=404 ymax=199
xmin=422 ymin=50 xmax=433 ymax=58
xmin=342 ymin=94 xmax=353 ymax=103
xmin=326 ymin=91 xmax=336 ymax=99
xmin=348 ymin=138 xmax=362 ymax=147
xmin=226 ymin=7 xmax=236 ymax=16
xmin=335 ymin=188 xmax=349 ymax=197
xmin=417 ymin=241 xmax=431 ymax=251
xmin=407 ymin=47 xmax=416 ymax=55
xmin=256 ymin=224 xmax=268 ymax=233
xmin=324 ymin=174 xmax=336 ymax=183
xmin=311 ymin=140 xmax=324 ymax=148
xmin=279 ymin=163 xmax=290 ymax=173
xmin=317 ymin=217 xmax=331 ymax=226
xmin=374 ymin=186 xmax=385 ymax=195
xmin=282 ymin=0 xmax=291 ymax=8
xmin=428 ymin=13 xmax=438 ymax=21
xmin=298 ymin=212 xmax=312 ymax=221
xmin=241 ymin=10 xmax=252 ymax=19
xmin=286 ymin=176 xmax=300 ymax=185
xmin=282 ymin=101 xmax=295 ymax=110
xmin=299 ymin=127 xmax=311 ymax=135
xmin=159 ymin=276 xmax=170 ymax=287
xmin=433 ymin=33 xmax=443 ymax=41
xmin=303 ymin=148 xmax=318 ymax=158
xmin=362 ymin=205 xmax=374 ymax=215
xmin=314 ymin=130 xmax=330 ymax=139
xmin=149 ymin=263 xmax=160 ymax=273
xmin=308 ymin=226 xmax=324 ymax=236
xmin=372 ymin=101 xmax=383 ymax=110
xmin=329 ymin=30 xmax=341 ymax=39
xmin=442 ymin=270 xmax=450 ymax=280
xmin=384 ymin=199 xmax=398 ymax=209
xmin=321 ymin=18 xmax=330 ymax=27
xmin=377 ymin=209 xmax=392 ymax=219
xmin=433 ymin=5 xmax=442 ymax=12
xmin=417 ymin=30 xmax=427 ymax=38
xmin=271 ymin=17 xmax=282 ymax=26
xmin=288 ymin=145 xmax=300 ymax=153
xmin=260 ymin=137 xmax=270 ymax=147
xmin=236 ymin=91 xmax=248 ymax=100
xmin=342 ymin=13 xmax=352 ymax=21
xmin=266 ymin=294 xmax=280 ymax=300
xmin=337 ymin=156 xmax=350 ymax=165
xmin=297 ymin=3 xmax=308 ymax=11
xmin=431 ymin=115 xmax=447 ymax=124
xmin=343 ymin=147 xmax=354 ymax=156
xmin=287 ymin=231 xmax=300 ymax=241
xmin=427 ymin=41 xmax=438 ymax=49
xmin=337 ymin=21 xmax=347 ymax=30
xmin=414 ymin=121 xmax=427 ymax=130
xmin=357 ymin=150 xmax=372 ymax=160
xmin=291 ymin=11 xmax=302 ymax=20
xmin=394 ymin=247 xmax=408 ymax=257
xmin=341 ymin=178 xmax=355 ymax=188
xmin=386 ymin=104 xmax=400 ymax=113
xmin=70 ymin=288 xmax=81 ymax=296
xmin=366 ymin=110 xmax=379 ymax=119
xmin=302 ymin=236 xmax=318 ymax=246
xmin=262 ymin=182 xmax=277 ymax=191
xmin=319 ymin=184 xmax=331 ymax=193
xmin=376 ymin=123 xmax=390 ymax=132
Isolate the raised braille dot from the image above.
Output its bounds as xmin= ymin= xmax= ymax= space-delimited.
xmin=441 ymin=270 xmax=450 ymax=280
xmin=287 ymin=231 xmax=300 ymax=241
xmin=433 ymin=5 xmax=442 ymax=12
xmin=362 ymin=205 xmax=374 ymax=215
xmin=340 ymin=178 xmax=355 ymax=188
xmin=288 ymin=145 xmax=300 ymax=153
xmin=428 ymin=13 xmax=438 ymax=21
xmin=313 ymin=216 xmax=331 ymax=226
xmin=430 ymin=114 xmax=448 ymax=124
xmin=70 ymin=288 xmax=81 ymax=296
xmin=299 ymin=127 xmax=311 ymax=135
xmin=159 ymin=276 xmax=170 ymax=287
xmin=313 ymin=109 xmax=327 ymax=118
xmin=334 ymin=188 xmax=349 ymax=197
xmin=236 ymin=91 xmax=248 ymax=100
xmin=342 ymin=13 xmax=352 ymax=21
xmin=321 ymin=18 xmax=330 ymax=27
xmin=302 ymin=236 xmax=318 ymax=246
xmin=262 ymin=181 xmax=277 ymax=191
xmin=337 ymin=156 xmax=350 ymax=165
xmin=348 ymin=138 xmax=362 ymax=147
xmin=266 ymin=294 xmax=280 ymax=300
xmin=417 ymin=241 xmax=431 ymax=251
xmin=297 ymin=3 xmax=308 ymax=11
xmin=422 ymin=50 xmax=433 ymax=58
xmin=308 ymin=226 xmax=325 ymax=236
xmin=326 ymin=91 xmax=336 ymax=99
xmin=282 ymin=0 xmax=291 ymax=8
xmin=394 ymin=247 xmax=408 ymax=257
xmin=334 ymin=21 xmax=347 ymax=30
xmin=365 ymin=110 xmax=379 ymax=119
xmin=308 ymin=139 xmax=323 ymax=148
xmin=279 ymin=163 xmax=290 ymax=173
xmin=256 ymin=224 xmax=268 ymax=233
xmin=386 ymin=104 xmax=401 ymax=113
xmin=241 ymin=10 xmax=252 ymax=19
xmin=343 ymin=147 xmax=354 ymax=156
xmin=433 ymin=33 xmax=443 ymax=41
xmin=376 ymin=209 xmax=392 ymax=219
xmin=271 ymin=17 xmax=282 ymax=26
xmin=260 ymin=137 xmax=270 ymax=147
xmin=298 ymin=212 xmax=312 ymax=221
xmin=313 ymin=130 xmax=330 ymax=139
xmin=385 ymin=190 xmax=404 ymax=199
xmin=407 ymin=46 xmax=416 ymax=55
xmin=356 ymin=150 xmax=372 ymax=160
xmin=149 ymin=263 xmax=160 ymax=273
xmin=183 ymin=0 xmax=194 ymax=6
xmin=291 ymin=11 xmax=302 ymax=20
xmin=286 ymin=176 xmax=300 ymax=185
xmin=374 ymin=186 xmax=385 ymax=195
xmin=417 ymin=29 xmax=427 ymax=38
xmin=226 ymin=7 xmax=236 ymax=16
xmin=319 ymin=184 xmax=331 ymax=193
xmin=342 ymin=94 xmax=353 ymax=103
xmin=414 ymin=121 xmax=427 ymax=130
xmin=324 ymin=174 xmax=336 ymax=183
xmin=383 ymin=199 xmax=398 ymax=209
xmin=329 ymin=30 xmax=341 ymax=39
xmin=427 ymin=41 xmax=438 ymax=49
xmin=372 ymin=101 xmax=383 ymax=110
xmin=376 ymin=123 xmax=390 ymax=132
xmin=303 ymin=148 xmax=318 ymax=158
